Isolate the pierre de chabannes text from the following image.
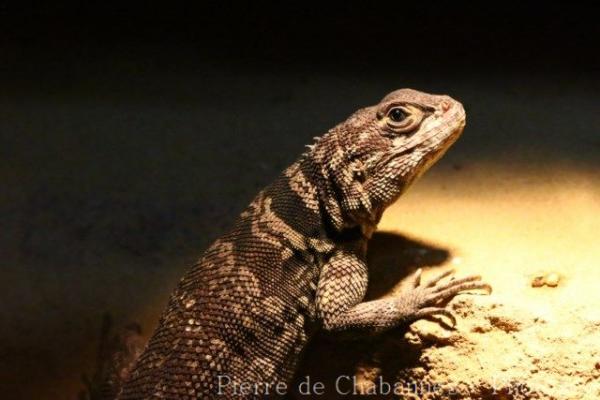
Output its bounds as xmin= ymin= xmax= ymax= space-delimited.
xmin=215 ymin=375 xmax=535 ymax=396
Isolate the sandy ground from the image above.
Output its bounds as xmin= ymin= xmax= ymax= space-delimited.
xmin=1 ymin=67 xmax=598 ymax=399
xmin=384 ymin=162 xmax=600 ymax=399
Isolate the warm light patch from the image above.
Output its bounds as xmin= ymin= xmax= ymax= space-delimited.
xmin=372 ymin=160 xmax=600 ymax=398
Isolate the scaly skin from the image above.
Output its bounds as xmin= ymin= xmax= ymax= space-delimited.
xmin=117 ymin=89 xmax=491 ymax=399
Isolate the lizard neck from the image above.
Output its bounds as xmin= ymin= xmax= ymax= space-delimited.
xmin=262 ymin=158 xmax=331 ymax=244
xmin=298 ymin=153 xmax=377 ymax=241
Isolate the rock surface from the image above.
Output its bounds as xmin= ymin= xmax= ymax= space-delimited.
xmin=390 ymin=294 xmax=600 ymax=399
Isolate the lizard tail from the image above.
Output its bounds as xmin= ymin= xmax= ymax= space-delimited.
xmin=79 ymin=313 xmax=146 ymax=400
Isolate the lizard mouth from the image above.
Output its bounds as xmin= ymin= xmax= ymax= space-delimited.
xmin=379 ymin=121 xmax=464 ymax=173
xmin=376 ymin=120 xmax=466 ymax=198
xmin=420 ymin=123 xmax=465 ymax=168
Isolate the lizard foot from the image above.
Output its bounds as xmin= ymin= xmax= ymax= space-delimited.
xmin=396 ymin=268 xmax=492 ymax=327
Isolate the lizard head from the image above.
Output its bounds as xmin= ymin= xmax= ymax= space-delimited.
xmin=311 ymin=88 xmax=465 ymax=233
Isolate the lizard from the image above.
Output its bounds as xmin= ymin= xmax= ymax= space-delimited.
xmin=116 ymin=88 xmax=491 ymax=399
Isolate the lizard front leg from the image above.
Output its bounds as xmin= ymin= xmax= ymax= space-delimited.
xmin=315 ymin=248 xmax=491 ymax=333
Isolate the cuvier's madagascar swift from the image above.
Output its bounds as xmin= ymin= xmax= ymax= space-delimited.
xmin=118 ymin=89 xmax=492 ymax=399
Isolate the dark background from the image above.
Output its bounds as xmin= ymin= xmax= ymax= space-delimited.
xmin=0 ymin=3 xmax=598 ymax=399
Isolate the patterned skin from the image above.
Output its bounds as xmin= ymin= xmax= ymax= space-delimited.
xmin=117 ymin=89 xmax=491 ymax=399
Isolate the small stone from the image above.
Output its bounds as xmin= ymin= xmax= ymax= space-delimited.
xmin=545 ymin=273 xmax=560 ymax=287
xmin=531 ymin=275 xmax=545 ymax=287
xmin=595 ymin=362 xmax=600 ymax=370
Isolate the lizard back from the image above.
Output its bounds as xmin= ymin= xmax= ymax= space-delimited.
xmin=119 ymin=159 xmax=334 ymax=399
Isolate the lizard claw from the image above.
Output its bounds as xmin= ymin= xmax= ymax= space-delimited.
xmin=414 ymin=307 xmax=457 ymax=327
xmin=432 ymin=273 xmax=488 ymax=293
xmin=425 ymin=274 xmax=492 ymax=306
xmin=396 ymin=269 xmax=492 ymax=326
xmin=424 ymin=268 xmax=454 ymax=287
xmin=409 ymin=268 xmax=423 ymax=288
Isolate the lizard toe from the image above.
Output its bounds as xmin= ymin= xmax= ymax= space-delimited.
xmin=424 ymin=269 xmax=455 ymax=288
xmin=414 ymin=307 xmax=457 ymax=327
xmin=425 ymin=281 xmax=492 ymax=305
xmin=432 ymin=274 xmax=483 ymax=293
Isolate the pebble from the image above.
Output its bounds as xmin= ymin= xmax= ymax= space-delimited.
xmin=531 ymin=272 xmax=560 ymax=288
xmin=545 ymin=273 xmax=560 ymax=287
xmin=531 ymin=276 xmax=545 ymax=288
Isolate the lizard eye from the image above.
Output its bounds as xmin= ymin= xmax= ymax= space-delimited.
xmin=388 ymin=108 xmax=406 ymax=122
xmin=381 ymin=104 xmax=426 ymax=135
